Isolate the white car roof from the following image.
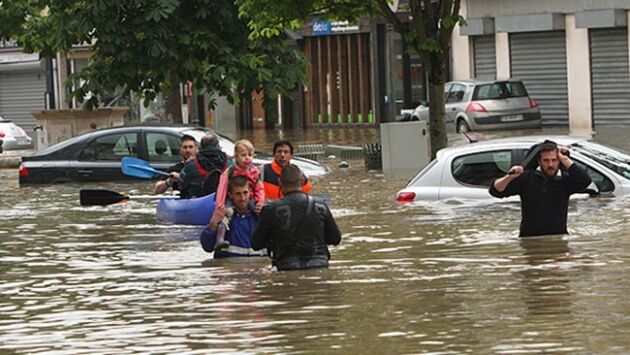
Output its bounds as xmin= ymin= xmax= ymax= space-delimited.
xmin=436 ymin=135 xmax=590 ymax=159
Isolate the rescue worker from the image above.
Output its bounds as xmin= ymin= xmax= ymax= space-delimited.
xmin=154 ymin=134 xmax=198 ymax=194
xmin=262 ymin=140 xmax=312 ymax=200
xmin=489 ymin=140 xmax=592 ymax=237
xmin=200 ymin=175 xmax=266 ymax=258
xmin=252 ymin=164 xmax=341 ymax=271
xmin=178 ymin=133 xmax=228 ymax=199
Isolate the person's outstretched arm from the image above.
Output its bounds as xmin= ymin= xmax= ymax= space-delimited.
xmin=489 ymin=165 xmax=523 ymax=197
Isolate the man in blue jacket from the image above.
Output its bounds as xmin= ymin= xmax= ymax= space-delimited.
xmin=200 ymin=175 xmax=266 ymax=258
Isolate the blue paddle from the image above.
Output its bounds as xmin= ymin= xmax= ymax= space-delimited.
xmin=121 ymin=156 xmax=170 ymax=179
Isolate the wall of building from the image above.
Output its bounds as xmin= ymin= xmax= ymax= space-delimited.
xmin=456 ymin=0 xmax=630 ymax=130
xmin=467 ymin=0 xmax=630 ymax=17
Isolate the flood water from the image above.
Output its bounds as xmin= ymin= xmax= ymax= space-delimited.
xmin=1 ymin=127 xmax=629 ymax=353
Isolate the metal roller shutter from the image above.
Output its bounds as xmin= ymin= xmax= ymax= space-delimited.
xmin=590 ymin=28 xmax=630 ymax=125
xmin=0 ymin=68 xmax=46 ymax=136
xmin=510 ymin=32 xmax=568 ymax=125
xmin=473 ymin=35 xmax=496 ymax=80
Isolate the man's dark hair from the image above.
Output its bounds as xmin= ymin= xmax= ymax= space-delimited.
xmin=273 ymin=140 xmax=294 ymax=154
xmin=280 ymin=164 xmax=302 ymax=189
xmin=181 ymin=134 xmax=197 ymax=145
xmin=539 ymin=140 xmax=558 ymax=154
xmin=228 ymin=175 xmax=249 ymax=193
xmin=201 ymin=134 xmax=220 ymax=149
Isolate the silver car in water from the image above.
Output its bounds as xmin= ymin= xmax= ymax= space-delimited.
xmin=411 ymin=79 xmax=542 ymax=133
xmin=395 ymin=136 xmax=630 ymax=202
xmin=0 ymin=116 xmax=33 ymax=150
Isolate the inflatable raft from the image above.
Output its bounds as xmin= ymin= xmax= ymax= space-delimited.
xmin=156 ymin=193 xmax=216 ymax=225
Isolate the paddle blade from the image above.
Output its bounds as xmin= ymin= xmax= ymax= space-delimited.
xmin=121 ymin=156 xmax=169 ymax=179
xmin=80 ymin=189 xmax=128 ymax=206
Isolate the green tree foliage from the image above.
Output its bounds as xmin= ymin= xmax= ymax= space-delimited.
xmin=238 ymin=0 xmax=463 ymax=157
xmin=1 ymin=0 xmax=306 ymax=122
xmin=0 ymin=0 xmax=42 ymax=42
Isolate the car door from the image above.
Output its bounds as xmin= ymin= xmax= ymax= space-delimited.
xmin=439 ymin=149 xmax=516 ymax=199
xmin=444 ymin=83 xmax=466 ymax=126
xmin=72 ymin=131 xmax=140 ymax=181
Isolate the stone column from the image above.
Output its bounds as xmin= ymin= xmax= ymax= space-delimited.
xmin=565 ymin=13 xmax=592 ymax=134
xmin=495 ymin=32 xmax=510 ymax=79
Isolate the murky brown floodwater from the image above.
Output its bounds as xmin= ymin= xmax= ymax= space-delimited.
xmin=1 ymin=127 xmax=629 ymax=354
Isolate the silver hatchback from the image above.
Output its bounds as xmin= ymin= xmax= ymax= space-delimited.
xmin=411 ymin=79 xmax=542 ymax=132
xmin=0 ymin=116 xmax=33 ymax=151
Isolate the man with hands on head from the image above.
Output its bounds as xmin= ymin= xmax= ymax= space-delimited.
xmin=489 ymin=140 xmax=592 ymax=237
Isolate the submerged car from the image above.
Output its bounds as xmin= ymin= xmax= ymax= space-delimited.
xmin=395 ymin=136 xmax=629 ymax=202
xmin=410 ymin=79 xmax=541 ymax=133
xmin=19 ymin=124 xmax=329 ymax=184
xmin=0 ymin=116 xmax=34 ymax=150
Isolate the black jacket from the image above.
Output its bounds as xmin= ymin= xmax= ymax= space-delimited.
xmin=179 ymin=146 xmax=227 ymax=199
xmin=489 ymin=163 xmax=592 ymax=237
xmin=252 ymin=191 xmax=342 ymax=270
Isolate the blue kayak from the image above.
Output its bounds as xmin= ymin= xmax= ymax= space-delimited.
xmin=156 ymin=193 xmax=216 ymax=225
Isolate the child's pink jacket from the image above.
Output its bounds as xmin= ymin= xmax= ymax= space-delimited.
xmin=215 ymin=165 xmax=265 ymax=206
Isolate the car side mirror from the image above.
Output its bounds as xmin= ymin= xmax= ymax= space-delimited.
xmin=420 ymin=100 xmax=428 ymax=107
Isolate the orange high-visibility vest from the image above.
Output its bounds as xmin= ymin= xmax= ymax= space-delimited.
xmin=262 ymin=160 xmax=312 ymax=200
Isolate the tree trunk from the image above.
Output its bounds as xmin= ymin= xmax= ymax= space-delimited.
xmin=426 ymin=55 xmax=448 ymax=159
xmin=168 ymin=72 xmax=183 ymax=123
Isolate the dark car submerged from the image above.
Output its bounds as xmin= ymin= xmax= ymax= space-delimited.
xmin=19 ymin=124 xmax=328 ymax=185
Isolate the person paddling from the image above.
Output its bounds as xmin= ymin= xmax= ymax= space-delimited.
xmin=154 ymin=135 xmax=198 ymax=194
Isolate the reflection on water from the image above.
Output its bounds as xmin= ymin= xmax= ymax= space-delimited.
xmin=1 ymin=127 xmax=629 ymax=353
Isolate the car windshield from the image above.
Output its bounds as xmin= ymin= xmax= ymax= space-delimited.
xmin=571 ymin=142 xmax=630 ymax=179
xmin=473 ymin=81 xmax=528 ymax=100
xmin=181 ymin=128 xmax=236 ymax=156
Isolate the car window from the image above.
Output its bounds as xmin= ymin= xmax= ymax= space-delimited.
xmin=473 ymin=81 xmax=528 ymax=100
xmin=446 ymin=84 xmax=466 ymax=103
xmin=78 ymin=133 xmax=138 ymax=161
xmin=579 ymin=162 xmax=615 ymax=193
xmin=451 ymin=150 xmax=512 ymax=187
xmin=572 ymin=142 xmax=630 ymax=180
xmin=147 ymin=132 xmax=181 ymax=163
xmin=443 ymin=84 xmax=452 ymax=96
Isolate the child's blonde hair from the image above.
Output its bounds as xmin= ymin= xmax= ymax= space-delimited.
xmin=234 ymin=139 xmax=255 ymax=155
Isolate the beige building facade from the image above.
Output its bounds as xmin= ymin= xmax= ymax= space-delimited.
xmin=452 ymin=0 xmax=630 ymax=133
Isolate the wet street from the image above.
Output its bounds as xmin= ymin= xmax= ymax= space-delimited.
xmin=1 ymin=127 xmax=629 ymax=353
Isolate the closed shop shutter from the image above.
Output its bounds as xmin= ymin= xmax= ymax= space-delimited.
xmin=0 ymin=69 xmax=46 ymax=136
xmin=590 ymin=28 xmax=630 ymax=125
xmin=473 ymin=35 xmax=496 ymax=80
xmin=510 ymin=32 xmax=568 ymax=125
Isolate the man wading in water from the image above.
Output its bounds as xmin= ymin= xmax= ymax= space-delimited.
xmin=489 ymin=140 xmax=592 ymax=237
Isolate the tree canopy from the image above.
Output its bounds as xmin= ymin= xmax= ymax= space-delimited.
xmin=1 ymin=0 xmax=306 ymax=113
xmin=238 ymin=0 xmax=463 ymax=156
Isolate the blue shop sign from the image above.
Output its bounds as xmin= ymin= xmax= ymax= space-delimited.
xmin=312 ymin=20 xmax=331 ymax=36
